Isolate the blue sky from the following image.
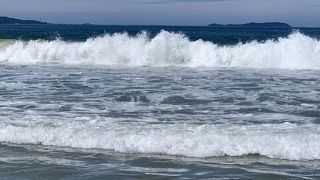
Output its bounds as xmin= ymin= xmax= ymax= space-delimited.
xmin=1 ymin=0 xmax=320 ymax=26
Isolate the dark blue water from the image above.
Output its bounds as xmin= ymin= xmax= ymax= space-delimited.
xmin=1 ymin=24 xmax=320 ymax=44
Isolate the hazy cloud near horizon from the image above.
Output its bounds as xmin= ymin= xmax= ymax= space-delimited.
xmin=1 ymin=0 xmax=320 ymax=26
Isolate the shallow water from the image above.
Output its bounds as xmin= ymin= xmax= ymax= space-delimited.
xmin=0 ymin=65 xmax=320 ymax=179
xmin=1 ymin=143 xmax=320 ymax=179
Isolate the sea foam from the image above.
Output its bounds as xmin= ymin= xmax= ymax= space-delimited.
xmin=0 ymin=121 xmax=319 ymax=161
xmin=0 ymin=31 xmax=320 ymax=69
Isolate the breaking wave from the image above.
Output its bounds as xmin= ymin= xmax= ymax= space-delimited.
xmin=0 ymin=31 xmax=320 ymax=69
xmin=0 ymin=122 xmax=319 ymax=161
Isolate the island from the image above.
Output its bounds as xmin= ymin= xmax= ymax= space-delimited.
xmin=0 ymin=16 xmax=47 ymax=25
xmin=208 ymin=22 xmax=292 ymax=28
xmin=0 ymin=16 xmax=292 ymax=28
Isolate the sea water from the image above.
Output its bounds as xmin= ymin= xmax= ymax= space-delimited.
xmin=0 ymin=25 xmax=320 ymax=179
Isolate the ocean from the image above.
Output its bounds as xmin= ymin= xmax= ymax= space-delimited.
xmin=0 ymin=25 xmax=320 ymax=179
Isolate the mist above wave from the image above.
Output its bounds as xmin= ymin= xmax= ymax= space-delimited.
xmin=0 ymin=31 xmax=320 ymax=69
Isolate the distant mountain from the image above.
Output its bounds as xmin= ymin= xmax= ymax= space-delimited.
xmin=208 ymin=22 xmax=292 ymax=28
xmin=0 ymin=16 xmax=47 ymax=25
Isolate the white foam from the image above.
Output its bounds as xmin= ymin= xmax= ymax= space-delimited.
xmin=0 ymin=121 xmax=319 ymax=161
xmin=0 ymin=31 xmax=320 ymax=69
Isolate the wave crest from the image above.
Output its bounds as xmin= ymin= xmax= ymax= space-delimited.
xmin=0 ymin=31 xmax=320 ymax=69
xmin=1 ymin=122 xmax=319 ymax=160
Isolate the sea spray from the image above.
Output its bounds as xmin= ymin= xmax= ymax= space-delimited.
xmin=0 ymin=31 xmax=319 ymax=69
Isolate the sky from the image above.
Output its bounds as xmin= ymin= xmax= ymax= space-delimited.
xmin=1 ymin=0 xmax=320 ymax=26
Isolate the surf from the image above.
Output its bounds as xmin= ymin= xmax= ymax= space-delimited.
xmin=0 ymin=121 xmax=319 ymax=161
xmin=0 ymin=31 xmax=319 ymax=69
